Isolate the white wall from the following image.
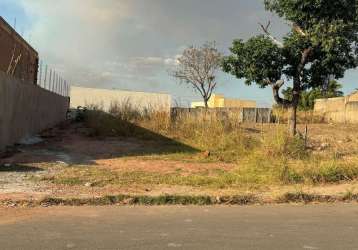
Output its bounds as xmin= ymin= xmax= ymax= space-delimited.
xmin=70 ymin=86 xmax=171 ymax=113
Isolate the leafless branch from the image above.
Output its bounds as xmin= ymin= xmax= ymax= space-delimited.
xmin=259 ymin=21 xmax=284 ymax=48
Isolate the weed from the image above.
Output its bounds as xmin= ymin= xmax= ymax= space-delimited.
xmin=72 ymin=105 xmax=358 ymax=189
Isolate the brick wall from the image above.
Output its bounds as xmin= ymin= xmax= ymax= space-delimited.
xmin=0 ymin=17 xmax=38 ymax=84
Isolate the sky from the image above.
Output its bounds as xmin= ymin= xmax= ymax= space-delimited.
xmin=0 ymin=0 xmax=357 ymax=107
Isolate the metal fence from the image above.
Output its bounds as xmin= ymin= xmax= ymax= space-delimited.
xmin=37 ymin=60 xmax=70 ymax=97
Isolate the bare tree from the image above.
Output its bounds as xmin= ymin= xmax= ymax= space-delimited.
xmin=171 ymin=42 xmax=222 ymax=108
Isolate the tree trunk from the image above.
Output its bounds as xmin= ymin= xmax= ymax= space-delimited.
xmin=289 ymin=78 xmax=301 ymax=137
xmin=204 ymin=98 xmax=209 ymax=109
xmin=288 ymin=104 xmax=297 ymax=136
xmin=287 ymin=47 xmax=311 ymax=136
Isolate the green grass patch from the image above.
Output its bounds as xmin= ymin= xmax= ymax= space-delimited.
xmin=46 ymin=155 xmax=358 ymax=190
xmin=37 ymin=194 xmax=258 ymax=206
xmin=72 ymin=107 xmax=358 ymax=188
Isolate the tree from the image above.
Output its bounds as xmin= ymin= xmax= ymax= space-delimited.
xmin=222 ymin=0 xmax=358 ymax=135
xmin=172 ymin=42 xmax=222 ymax=108
xmin=282 ymin=80 xmax=344 ymax=111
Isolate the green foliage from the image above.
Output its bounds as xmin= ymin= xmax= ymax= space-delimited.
xmin=222 ymin=36 xmax=284 ymax=87
xmin=282 ymin=80 xmax=344 ymax=110
xmin=223 ymin=0 xmax=358 ymax=108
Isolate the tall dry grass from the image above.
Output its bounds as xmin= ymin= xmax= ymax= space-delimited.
xmin=272 ymin=106 xmax=326 ymax=124
xmin=79 ymin=103 xmax=358 ymax=186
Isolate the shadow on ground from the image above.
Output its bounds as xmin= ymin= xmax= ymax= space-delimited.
xmin=0 ymin=111 xmax=199 ymax=166
xmin=0 ymin=164 xmax=44 ymax=173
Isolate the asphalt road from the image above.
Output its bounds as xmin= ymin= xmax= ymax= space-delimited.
xmin=1 ymin=204 xmax=358 ymax=250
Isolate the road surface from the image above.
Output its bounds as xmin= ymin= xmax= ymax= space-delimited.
xmin=0 ymin=204 xmax=358 ymax=249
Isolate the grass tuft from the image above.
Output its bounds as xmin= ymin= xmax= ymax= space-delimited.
xmin=65 ymin=105 xmax=358 ymax=190
xmin=36 ymin=194 xmax=258 ymax=206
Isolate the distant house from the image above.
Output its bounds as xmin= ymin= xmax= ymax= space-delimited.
xmin=314 ymin=90 xmax=358 ymax=123
xmin=191 ymin=94 xmax=256 ymax=109
xmin=70 ymin=86 xmax=172 ymax=113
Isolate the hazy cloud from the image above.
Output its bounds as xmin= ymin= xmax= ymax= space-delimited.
xmin=13 ymin=0 xmax=288 ymax=86
xmin=7 ymin=0 xmax=319 ymax=105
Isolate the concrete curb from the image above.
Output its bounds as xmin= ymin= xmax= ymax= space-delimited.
xmin=1 ymin=192 xmax=358 ymax=207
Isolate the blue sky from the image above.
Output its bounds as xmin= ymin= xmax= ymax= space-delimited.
xmin=1 ymin=0 xmax=357 ymax=107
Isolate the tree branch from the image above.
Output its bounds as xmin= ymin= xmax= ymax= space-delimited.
xmin=259 ymin=21 xmax=284 ymax=48
xmin=271 ymin=79 xmax=292 ymax=107
xmin=207 ymin=82 xmax=217 ymax=101
xmin=292 ymin=23 xmax=307 ymax=37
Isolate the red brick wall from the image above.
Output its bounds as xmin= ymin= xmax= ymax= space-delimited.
xmin=0 ymin=17 xmax=38 ymax=84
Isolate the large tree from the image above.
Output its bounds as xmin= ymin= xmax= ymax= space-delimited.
xmin=222 ymin=0 xmax=358 ymax=135
xmin=172 ymin=42 xmax=222 ymax=108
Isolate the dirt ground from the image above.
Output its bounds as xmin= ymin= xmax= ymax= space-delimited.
xmin=0 ymin=121 xmax=235 ymax=202
xmin=1 ymin=121 xmax=358 ymax=204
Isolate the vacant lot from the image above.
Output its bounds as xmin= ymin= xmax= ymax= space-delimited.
xmin=1 ymin=109 xmax=358 ymax=205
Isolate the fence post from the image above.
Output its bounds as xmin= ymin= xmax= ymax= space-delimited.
xmin=255 ymin=108 xmax=258 ymax=123
xmin=66 ymin=81 xmax=70 ymax=97
xmin=52 ymin=71 xmax=56 ymax=93
xmin=38 ymin=60 xmax=42 ymax=87
xmin=304 ymin=124 xmax=308 ymax=149
xmin=55 ymin=73 xmax=58 ymax=94
xmin=63 ymin=78 xmax=65 ymax=96
xmin=65 ymin=81 xmax=68 ymax=97
xmin=49 ymin=69 xmax=52 ymax=91
xmin=60 ymin=78 xmax=62 ymax=96
xmin=60 ymin=77 xmax=62 ymax=95
xmin=44 ymin=64 xmax=48 ymax=90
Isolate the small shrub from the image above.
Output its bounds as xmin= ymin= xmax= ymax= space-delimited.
xmin=279 ymin=164 xmax=304 ymax=184
xmin=261 ymin=128 xmax=307 ymax=159
xmin=303 ymin=161 xmax=358 ymax=184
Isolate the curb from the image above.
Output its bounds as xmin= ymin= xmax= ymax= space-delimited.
xmin=1 ymin=192 xmax=358 ymax=208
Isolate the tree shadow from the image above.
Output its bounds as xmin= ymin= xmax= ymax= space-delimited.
xmin=0 ymin=164 xmax=44 ymax=173
xmin=0 ymin=110 xmax=200 ymax=166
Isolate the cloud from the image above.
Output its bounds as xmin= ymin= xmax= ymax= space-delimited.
xmin=129 ymin=56 xmax=180 ymax=67
xmin=20 ymin=0 xmax=131 ymax=57
xmin=13 ymin=0 xmax=291 ymax=103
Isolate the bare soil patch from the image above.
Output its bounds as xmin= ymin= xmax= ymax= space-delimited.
xmin=1 ymin=121 xmax=358 ymax=206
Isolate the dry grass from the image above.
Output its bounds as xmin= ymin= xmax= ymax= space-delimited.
xmin=46 ymin=104 xmax=358 ymax=194
xmin=272 ymin=106 xmax=325 ymax=124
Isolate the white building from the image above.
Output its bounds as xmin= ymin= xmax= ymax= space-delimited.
xmin=70 ymin=86 xmax=172 ymax=113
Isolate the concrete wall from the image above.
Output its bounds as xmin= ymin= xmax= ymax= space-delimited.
xmin=314 ymin=97 xmax=346 ymax=113
xmin=70 ymin=86 xmax=171 ymax=113
xmin=171 ymin=107 xmax=272 ymax=123
xmin=347 ymin=91 xmax=358 ymax=102
xmin=314 ymin=92 xmax=358 ymax=123
xmin=345 ymin=102 xmax=358 ymax=123
xmin=0 ymin=72 xmax=69 ymax=150
xmin=224 ymin=98 xmax=257 ymax=109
